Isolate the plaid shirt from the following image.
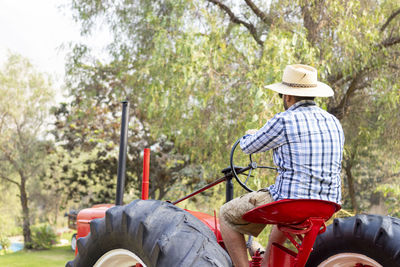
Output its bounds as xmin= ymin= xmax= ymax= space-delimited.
xmin=240 ymin=100 xmax=344 ymax=203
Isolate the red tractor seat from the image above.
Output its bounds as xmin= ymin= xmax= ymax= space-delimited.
xmin=243 ymin=199 xmax=341 ymax=226
xmin=243 ymin=199 xmax=341 ymax=267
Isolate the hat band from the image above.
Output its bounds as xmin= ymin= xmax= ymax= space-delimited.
xmin=282 ymin=81 xmax=317 ymax=88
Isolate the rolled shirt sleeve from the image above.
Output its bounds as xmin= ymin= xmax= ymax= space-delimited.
xmin=239 ymin=114 xmax=286 ymax=154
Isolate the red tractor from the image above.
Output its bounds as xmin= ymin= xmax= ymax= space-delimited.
xmin=67 ymin=102 xmax=400 ymax=267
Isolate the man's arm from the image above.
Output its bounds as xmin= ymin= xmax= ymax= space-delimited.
xmin=239 ymin=115 xmax=286 ymax=154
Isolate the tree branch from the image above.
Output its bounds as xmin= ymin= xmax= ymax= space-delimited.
xmin=329 ymin=72 xmax=364 ymax=119
xmin=244 ymin=0 xmax=272 ymax=25
xmin=0 ymin=112 xmax=8 ymax=133
xmin=380 ymin=8 xmax=400 ymax=32
xmin=0 ymin=145 xmax=21 ymax=172
xmin=0 ymin=173 xmax=20 ymax=187
xmin=377 ymin=171 xmax=400 ymax=182
xmin=300 ymin=2 xmax=327 ymax=46
xmin=381 ymin=36 xmax=400 ymax=48
xmin=206 ymin=0 xmax=264 ymax=46
xmin=328 ymin=29 xmax=399 ymax=118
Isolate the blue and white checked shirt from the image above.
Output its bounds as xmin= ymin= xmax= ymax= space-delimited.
xmin=240 ymin=100 xmax=344 ymax=203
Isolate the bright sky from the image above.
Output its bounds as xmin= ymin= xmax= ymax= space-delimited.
xmin=0 ymin=0 xmax=111 ymax=96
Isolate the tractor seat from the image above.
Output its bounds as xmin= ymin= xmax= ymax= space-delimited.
xmin=243 ymin=199 xmax=341 ymax=267
xmin=242 ymin=199 xmax=341 ymax=226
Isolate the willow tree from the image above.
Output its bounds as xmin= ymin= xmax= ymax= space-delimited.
xmin=0 ymin=54 xmax=53 ymax=248
xmin=63 ymin=0 xmax=400 ymax=211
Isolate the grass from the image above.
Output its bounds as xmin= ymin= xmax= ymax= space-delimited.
xmin=0 ymin=245 xmax=75 ymax=267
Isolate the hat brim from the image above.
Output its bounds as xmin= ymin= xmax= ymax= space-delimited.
xmin=265 ymin=81 xmax=334 ymax=97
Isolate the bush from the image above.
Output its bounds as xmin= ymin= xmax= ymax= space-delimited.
xmin=30 ymin=224 xmax=58 ymax=250
xmin=0 ymin=234 xmax=10 ymax=253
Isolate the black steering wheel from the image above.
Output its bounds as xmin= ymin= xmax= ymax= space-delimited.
xmin=230 ymin=137 xmax=278 ymax=192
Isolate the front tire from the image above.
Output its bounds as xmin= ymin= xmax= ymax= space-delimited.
xmin=307 ymin=214 xmax=400 ymax=266
xmin=66 ymin=200 xmax=232 ymax=267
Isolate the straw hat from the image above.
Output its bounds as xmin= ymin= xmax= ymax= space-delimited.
xmin=265 ymin=64 xmax=334 ymax=97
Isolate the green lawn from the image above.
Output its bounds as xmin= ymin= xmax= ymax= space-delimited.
xmin=0 ymin=246 xmax=75 ymax=267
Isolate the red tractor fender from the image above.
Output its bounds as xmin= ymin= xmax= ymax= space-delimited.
xmin=75 ymin=204 xmax=115 ymax=255
xmin=74 ymin=203 xmax=224 ymax=255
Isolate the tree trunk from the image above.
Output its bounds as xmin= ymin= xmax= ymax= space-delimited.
xmin=344 ymin=161 xmax=358 ymax=213
xmin=19 ymin=173 xmax=32 ymax=248
xmin=54 ymin=200 xmax=59 ymax=226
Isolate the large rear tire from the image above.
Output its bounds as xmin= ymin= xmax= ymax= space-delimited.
xmin=307 ymin=214 xmax=400 ymax=267
xmin=66 ymin=199 xmax=232 ymax=267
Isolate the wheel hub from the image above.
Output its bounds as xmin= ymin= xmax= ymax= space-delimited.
xmin=317 ymin=253 xmax=382 ymax=267
xmin=94 ymin=249 xmax=146 ymax=267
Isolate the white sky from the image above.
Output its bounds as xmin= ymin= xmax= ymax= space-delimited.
xmin=0 ymin=0 xmax=111 ymax=97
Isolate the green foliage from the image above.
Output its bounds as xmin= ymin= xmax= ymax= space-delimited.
xmin=57 ymin=0 xmax=285 ymax=206
xmin=0 ymin=183 xmax=20 ymax=237
xmin=0 ymin=234 xmax=11 ymax=253
xmin=58 ymin=0 xmax=400 ymax=214
xmin=29 ymin=224 xmax=58 ymax=250
xmin=376 ymin=183 xmax=400 ymax=217
xmin=0 ymin=53 xmax=55 ymax=246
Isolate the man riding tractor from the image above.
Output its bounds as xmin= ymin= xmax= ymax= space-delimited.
xmin=68 ymin=64 xmax=400 ymax=267
xmin=219 ymin=64 xmax=344 ymax=267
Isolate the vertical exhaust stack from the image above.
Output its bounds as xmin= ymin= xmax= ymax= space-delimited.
xmin=116 ymin=101 xmax=129 ymax=206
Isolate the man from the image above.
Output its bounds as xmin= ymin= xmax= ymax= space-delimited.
xmin=219 ymin=64 xmax=344 ymax=267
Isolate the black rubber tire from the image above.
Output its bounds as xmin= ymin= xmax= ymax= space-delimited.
xmin=66 ymin=199 xmax=232 ymax=267
xmin=306 ymin=214 xmax=400 ymax=266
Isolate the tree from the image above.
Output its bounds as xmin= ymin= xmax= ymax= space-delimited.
xmin=0 ymin=54 xmax=53 ymax=248
xmin=203 ymin=0 xmax=400 ymax=211
xmin=63 ymin=0 xmax=400 ymax=212
xmin=61 ymin=0 xmax=281 ymax=192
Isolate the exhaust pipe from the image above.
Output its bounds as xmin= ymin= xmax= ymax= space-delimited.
xmin=116 ymin=101 xmax=129 ymax=206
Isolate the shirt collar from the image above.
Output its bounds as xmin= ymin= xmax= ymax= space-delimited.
xmin=287 ymin=100 xmax=316 ymax=111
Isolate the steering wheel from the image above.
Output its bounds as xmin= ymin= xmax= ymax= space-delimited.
xmin=230 ymin=137 xmax=278 ymax=192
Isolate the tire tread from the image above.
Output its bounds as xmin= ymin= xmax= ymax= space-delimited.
xmin=307 ymin=214 xmax=400 ymax=267
xmin=67 ymin=200 xmax=232 ymax=267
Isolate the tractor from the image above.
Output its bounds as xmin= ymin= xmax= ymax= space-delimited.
xmin=67 ymin=102 xmax=400 ymax=267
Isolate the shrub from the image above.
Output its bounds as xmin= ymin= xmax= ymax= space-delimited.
xmin=30 ymin=224 xmax=58 ymax=249
xmin=0 ymin=234 xmax=10 ymax=253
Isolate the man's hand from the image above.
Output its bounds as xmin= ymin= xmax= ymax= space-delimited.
xmin=246 ymin=129 xmax=258 ymax=135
